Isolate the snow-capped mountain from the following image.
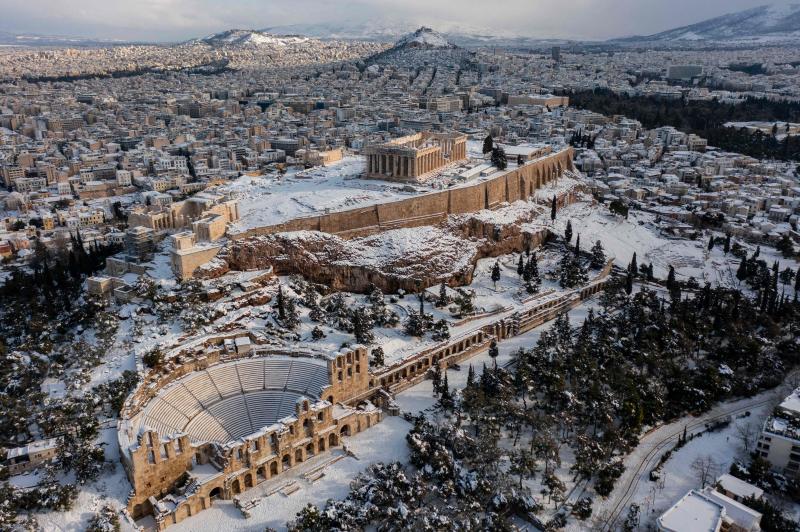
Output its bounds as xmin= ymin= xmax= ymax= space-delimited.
xmin=261 ymin=19 xmax=547 ymax=47
xmin=394 ymin=27 xmax=455 ymax=49
xmin=616 ymin=3 xmax=800 ymax=43
xmin=199 ymin=29 xmax=309 ymax=47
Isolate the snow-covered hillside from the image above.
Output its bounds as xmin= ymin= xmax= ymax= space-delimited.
xmin=199 ymin=29 xmax=309 ymax=47
xmin=394 ymin=26 xmax=454 ymax=49
xmin=618 ymin=3 xmax=800 ymax=43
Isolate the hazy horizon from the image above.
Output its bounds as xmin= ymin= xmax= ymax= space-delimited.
xmin=0 ymin=0 xmax=797 ymax=42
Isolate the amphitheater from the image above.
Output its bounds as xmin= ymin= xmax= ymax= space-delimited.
xmin=119 ymin=348 xmax=380 ymax=530
xmin=130 ymin=357 xmax=332 ymax=444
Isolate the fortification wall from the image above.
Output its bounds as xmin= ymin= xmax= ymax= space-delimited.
xmin=231 ymin=148 xmax=574 ymax=241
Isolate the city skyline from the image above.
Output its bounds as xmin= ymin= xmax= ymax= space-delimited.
xmin=0 ymin=0 xmax=795 ymax=42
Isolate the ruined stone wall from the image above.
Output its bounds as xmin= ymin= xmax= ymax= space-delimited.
xmin=231 ymin=148 xmax=574 ymax=241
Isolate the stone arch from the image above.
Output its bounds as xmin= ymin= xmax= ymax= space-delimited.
xmin=340 ymin=424 xmax=351 ymax=437
xmin=209 ymin=487 xmax=222 ymax=500
xmin=295 ymin=448 xmax=304 ymax=463
xmin=306 ymin=442 xmax=315 ymax=457
xmin=329 ymin=433 xmax=339 ymax=447
xmin=257 ymin=466 xmax=267 ymax=483
xmin=270 ymin=461 xmax=278 ymax=476
xmin=231 ymin=479 xmax=241 ymax=495
xmin=244 ymin=473 xmax=253 ymax=489
xmin=318 ymin=437 xmax=326 ymax=452
xmin=282 ymin=453 xmax=291 ymax=471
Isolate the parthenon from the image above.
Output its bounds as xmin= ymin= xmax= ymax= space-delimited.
xmin=364 ymin=131 xmax=467 ymax=182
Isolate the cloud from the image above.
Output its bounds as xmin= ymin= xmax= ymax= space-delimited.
xmin=0 ymin=0 xmax=791 ymax=41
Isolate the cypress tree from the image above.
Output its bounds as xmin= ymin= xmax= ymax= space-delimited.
xmin=564 ymin=219 xmax=573 ymax=243
xmin=575 ymin=234 xmax=581 ymax=257
xmin=551 ymin=196 xmax=557 ymax=221
xmin=277 ymin=285 xmax=286 ymax=320
xmin=517 ymin=255 xmax=524 ymax=276
xmin=629 ymin=253 xmax=638 ymax=277
xmin=491 ymin=261 xmax=501 ymax=288
xmin=795 ymin=266 xmax=800 ymax=293
xmin=482 ymin=134 xmax=494 ymax=154
xmin=708 ymin=236 xmax=715 ymax=251
xmin=625 ymin=272 xmax=633 ymax=295
xmin=723 ymin=234 xmax=731 ymax=254
xmin=466 ymin=364 xmax=475 ymax=387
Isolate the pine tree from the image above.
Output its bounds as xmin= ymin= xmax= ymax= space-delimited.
xmin=723 ymin=234 xmax=731 ymax=254
xmin=590 ymin=240 xmax=606 ymax=269
xmin=482 ymin=134 xmax=494 ymax=155
xmin=491 ymin=146 xmax=507 ymax=170
xmin=736 ymin=260 xmax=747 ymax=281
xmin=466 ymin=364 xmax=475 ymax=387
xmin=625 ymin=272 xmax=633 ymax=295
xmin=432 ymin=363 xmax=442 ymax=395
xmin=517 ymin=255 xmax=524 ymax=276
xmin=418 ymin=291 xmax=425 ymax=316
xmin=489 ymin=339 xmax=499 ymax=368
xmin=370 ymin=346 xmax=385 ymax=367
xmin=283 ymin=297 xmax=300 ymax=329
xmin=551 ymin=196 xmax=557 ymax=221
xmin=352 ymin=306 xmax=374 ymax=344
xmin=432 ymin=319 xmax=450 ymax=342
xmin=708 ymin=236 xmax=715 ymax=251
xmin=491 ymin=261 xmax=501 ymax=288
xmin=436 ymin=281 xmax=449 ymax=307
xmin=575 ymin=234 xmax=581 ymax=257
xmin=564 ymin=219 xmax=573 ymax=243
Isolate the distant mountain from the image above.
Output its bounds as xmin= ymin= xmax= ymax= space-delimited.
xmin=198 ymin=29 xmax=309 ymax=47
xmin=0 ymin=30 xmax=131 ymax=47
xmin=615 ymin=3 xmax=800 ymax=43
xmin=262 ymin=19 xmax=564 ymax=48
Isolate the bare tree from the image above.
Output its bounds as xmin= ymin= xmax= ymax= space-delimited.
xmin=736 ymin=422 xmax=757 ymax=453
xmin=691 ymin=455 xmax=720 ymax=488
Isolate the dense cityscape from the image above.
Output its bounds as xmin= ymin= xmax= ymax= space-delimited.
xmin=1 ymin=2 xmax=800 ymax=531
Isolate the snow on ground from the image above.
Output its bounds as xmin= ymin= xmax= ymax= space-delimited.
xmin=168 ymin=416 xmax=411 ymax=532
xmin=222 ymin=157 xmax=426 ymax=231
xmin=553 ymin=201 xmax=800 ymax=286
xmin=588 ymin=403 xmax=771 ymax=530
xmin=35 ymin=427 xmax=134 ymax=532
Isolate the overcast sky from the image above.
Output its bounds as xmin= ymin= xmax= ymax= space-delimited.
xmin=0 ymin=0 xmax=794 ymax=42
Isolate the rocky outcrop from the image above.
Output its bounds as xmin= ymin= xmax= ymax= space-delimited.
xmin=206 ymin=198 xmax=582 ymax=293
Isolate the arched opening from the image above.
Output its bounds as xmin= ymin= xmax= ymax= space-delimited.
xmin=231 ymin=479 xmax=241 ymax=495
xmin=340 ymin=425 xmax=351 ymax=437
xmin=209 ymin=487 xmax=222 ymax=500
xmin=270 ymin=461 xmax=278 ymax=476
xmin=257 ymin=466 xmax=267 ymax=483
xmin=306 ymin=442 xmax=315 ymax=457
xmin=244 ymin=474 xmax=253 ymax=489
xmin=294 ymin=449 xmax=303 ymax=463
xmin=327 ymin=395 xmax=334 ymax=404
xmin=329 ymin=433 xmax=338 ymax=447
xmin=318 ymin=437 xmax=326 ymax=452
xmin=282 ymin=454 xmax=291 ymax=471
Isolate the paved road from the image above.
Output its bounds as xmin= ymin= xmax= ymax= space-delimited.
xmin=592 ymin=372 xmax=799 ymax=531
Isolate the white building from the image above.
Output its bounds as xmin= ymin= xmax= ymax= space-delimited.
xmin=757 ymin=387 xmax=800 ymax=478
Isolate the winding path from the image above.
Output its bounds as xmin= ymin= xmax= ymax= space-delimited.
xmin=593 ymin=372 xmax=799 ymax=530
